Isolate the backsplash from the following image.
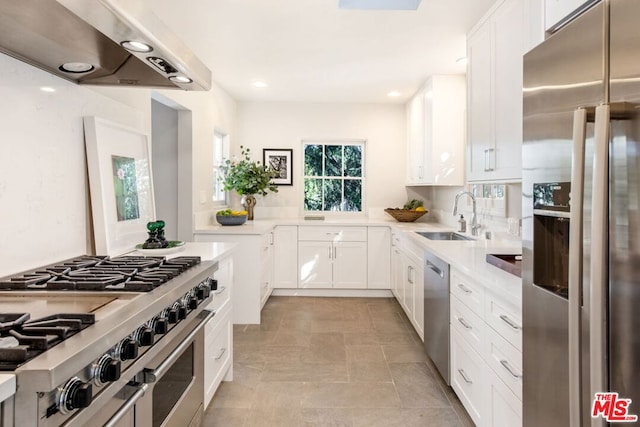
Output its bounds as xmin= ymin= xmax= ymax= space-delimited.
xmin=410 ymin=183 xmax=523 ymax=237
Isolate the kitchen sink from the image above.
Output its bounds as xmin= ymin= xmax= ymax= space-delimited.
xmin=416 ymin=231 xmax=475 ymax=241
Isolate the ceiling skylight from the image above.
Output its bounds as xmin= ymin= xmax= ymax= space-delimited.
xmin=338 ymin=0 xmax=422 ymax=10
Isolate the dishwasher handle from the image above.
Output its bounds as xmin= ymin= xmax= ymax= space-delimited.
xmin=425 ymin=260 xmax=444 ymax=278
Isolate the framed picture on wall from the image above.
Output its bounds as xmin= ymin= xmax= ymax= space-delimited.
xmin=263 ymin=148 xmax=293 ymax=185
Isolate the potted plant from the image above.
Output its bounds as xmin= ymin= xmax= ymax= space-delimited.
xmin=220 ymin=146 xmax=278 ymax=220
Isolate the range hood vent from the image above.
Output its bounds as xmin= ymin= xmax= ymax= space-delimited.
xmin=0 ymin=0 xmax=212 ymax=91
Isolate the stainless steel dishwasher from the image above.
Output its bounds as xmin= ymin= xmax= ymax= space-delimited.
xmin=423 ymin=250 xmax=451 ymax=384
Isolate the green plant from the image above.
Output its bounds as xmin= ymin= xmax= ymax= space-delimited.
xmin=219 ymin=146 xmax=279 ymax=196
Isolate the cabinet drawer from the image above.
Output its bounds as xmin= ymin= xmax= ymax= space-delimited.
xmin=486 ymin=323 xmax=523 ymax=400
xmin=451 ymin=270 xmax=485 ymax=317
xmin=487 ymin=365 xmax=523 ymax=427
xmin=451 ymin=294 xmax=486 ymax=359
xmin=205 ymin=304 xmax=233 ymax=407
xmin=451 ymin=329 xmax=487 ymax=426
xmin=486 ymin=293 xmax=522 ymax=351
xmin=207 ymin=280 xmax=231 ymax=314
xmin=298 ymin=226 xmax=367 ymax=242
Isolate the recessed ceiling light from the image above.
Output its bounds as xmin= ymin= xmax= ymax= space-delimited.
xmin=253 ymin=81 xmax=268 ymax=88
xmin=388 ymin=91 xmax=401 ymax=97
xmin=59 ymin=62 xmax=95 ymax=73
xmin=121 ymin=41 xmax=153 ymax=53
xmin=339 ymin=0 xmax=421 ymax=10
xmin=169 ymin=75 xmax=193 ymax=84
xmin=456 ymin=57 xmax=468 ymax=65
xmin=40 ymin=87 xmax=56 ymax=93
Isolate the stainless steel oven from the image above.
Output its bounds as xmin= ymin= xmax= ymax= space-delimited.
xmin=93 ymin=310 xmax=213 ymax=427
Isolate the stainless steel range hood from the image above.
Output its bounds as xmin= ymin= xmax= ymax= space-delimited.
xmin=0 ymin=0 xmax=212 ymax=91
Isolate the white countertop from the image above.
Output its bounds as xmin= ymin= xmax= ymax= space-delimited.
xmin=0 ymin=374 xmax=16 ymax=402
xmin=395 ymin=223 xmax=522 ymax=302
xmin=194 ymin=219 xmax=522 ymax=296
xmin=131 ymin=242 xmax=236 ymax=261
xmin=194 ymin=218 xmax=397 ymax=234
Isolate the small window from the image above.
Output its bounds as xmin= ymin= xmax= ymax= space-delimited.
xmin=303 ymin=141 xmax=365 ymax=212
xmin=213 ymin=130 xmax=230 ymax=205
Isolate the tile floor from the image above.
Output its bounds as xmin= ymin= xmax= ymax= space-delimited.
xmin=203 ymin=296 xmax=474 ymax=427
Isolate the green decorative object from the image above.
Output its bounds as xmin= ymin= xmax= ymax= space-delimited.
xmin=219 ymin=146 xmax=279 ymax=220
xmin=143 ymin=220 xmax=169 ymax=249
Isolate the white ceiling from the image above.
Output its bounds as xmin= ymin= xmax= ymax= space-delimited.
xmin=147 ymin=0 xmax=496 ymax=103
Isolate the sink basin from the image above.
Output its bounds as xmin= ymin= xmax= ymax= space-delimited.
xmin=416 ymin=231 xmax=475 ymax=241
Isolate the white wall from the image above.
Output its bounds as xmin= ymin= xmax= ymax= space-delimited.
xmin=0 ymin=53 xmax=237 ymax=277
xmin=151 ymin=100 xmax=179 ymax=240
xmin=233 ymin=102 xmax=407 ymax=218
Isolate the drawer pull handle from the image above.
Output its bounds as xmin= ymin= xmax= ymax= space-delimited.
xmin=499 ymin=314 xmax=522 ymax=330
xmin=458 ymin=369 xmax=473 ymax=384
xmin=457 ymin=317 xmax=472 ymax=330
xmin=214 ymin=286 xmax=227 ymax=295
xmin=457 ymin=284 xmax=472 ymax=294
xmin=215 ymin=348 xmax=227 ymax=361
xmin=500 ymin=359 xmax=522 ymax=379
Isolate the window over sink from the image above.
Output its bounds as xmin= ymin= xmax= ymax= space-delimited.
xmin=302 ymin=141 xmax=365 ymax=213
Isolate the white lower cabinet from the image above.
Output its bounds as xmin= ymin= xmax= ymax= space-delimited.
xmin=390 ymin=232 xmax=424 ymax=341
xmin=204 ymin=303 xmax=232 ymax=408
xmin=450 ymin=268 xmax=522 ymax=427
xmin=204 ymin=255 xmax=233 ymax=409
xmin=298 ymin=241 xmax=333 ymax=288
xmin=273 ymin=225 xmax=298 ymax=288
xmin=260 ymin=231 xmax=274 ymax=307
xmin=486 ymin=364 xmax=523 ymax=427
xmin=194 ymin=231 xmax=272 ymax=324
xmin=451 ymin=329 xmax=487 ymax=426
xmin=367 ymin=227 xmax=391 ymax=289
xmin=297 ymin=226 xmax=367 ymax=289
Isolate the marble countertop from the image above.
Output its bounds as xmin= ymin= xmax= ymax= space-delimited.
xmin=0 ymin=374 xmax=16 ymax=402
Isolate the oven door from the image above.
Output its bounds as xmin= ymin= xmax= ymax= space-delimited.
xmin=103 ymin=310 xmax=212 ymax=427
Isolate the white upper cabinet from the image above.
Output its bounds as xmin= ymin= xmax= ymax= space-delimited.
xmin=406 ymin=75 xmax=466 ymax=186
xmin=545 ymin=0 xmax=596 ymax=32
xmin=467 ymin=0 xmax=526 ymax=182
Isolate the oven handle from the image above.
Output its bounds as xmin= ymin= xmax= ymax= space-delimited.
xmin=103 ymin=383 xmax=148 ymax=427
xmin=142 ymin=309 xmax=215 ymax=384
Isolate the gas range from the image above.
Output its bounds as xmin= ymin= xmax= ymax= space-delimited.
xmin=0 ymin=254 xmax=219 ymax=427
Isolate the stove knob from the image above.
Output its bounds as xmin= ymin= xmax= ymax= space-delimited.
xmin=178 ymin=305 xmax=187 ymax=319
xmin=168 ymin=309 xmax=179 ymax=324
xmin=93 ymin=355 xmax=121 ymax=386
xmin=196 ymin=285 xmax=209 ymax=300
xmin=188 ymin=296 xmax=199 ymax=310
xmin=58 ymin=377 xmax=93 ymax=415
xmin=134 ymin=326 xmax=155 ymax=347
xmin=154 ymin=317 xmax=168 ymax=334
xmin=210 ymin=278 xmax=218 ymax=291
xmin=118 ymin=338 xmax=138 ymax=360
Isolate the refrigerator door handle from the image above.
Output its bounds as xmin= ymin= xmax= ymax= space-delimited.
xmin=590 ymin=104 xmax=610 ymax=427
xmin=569 ymin=108 xmax=587 ymax=427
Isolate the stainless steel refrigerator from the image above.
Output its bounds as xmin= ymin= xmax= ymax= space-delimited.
xmin=523 ymin=1 xmax=640 ymax=426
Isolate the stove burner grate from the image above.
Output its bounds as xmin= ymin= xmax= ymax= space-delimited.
xmin=0 ymin=313 xmax=96 ymax=370
xmin=0 ymin=256 xmax=201 ymax=292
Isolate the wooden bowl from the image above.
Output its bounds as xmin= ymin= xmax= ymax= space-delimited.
xmin=384 ymin=208 xmax=427 ymax=222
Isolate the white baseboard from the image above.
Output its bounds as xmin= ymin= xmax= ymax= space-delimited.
xmin=271 ymin=288 xmax=393 ymax=298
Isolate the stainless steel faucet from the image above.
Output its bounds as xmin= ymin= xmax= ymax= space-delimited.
xmin=453 ymin=191 xmax=481 ymax=236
